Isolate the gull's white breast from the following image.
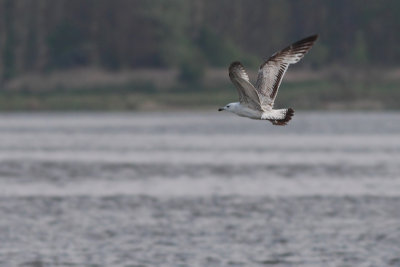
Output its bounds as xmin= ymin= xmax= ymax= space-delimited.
xmin=233 ymin=105 xmax=263 ymax=119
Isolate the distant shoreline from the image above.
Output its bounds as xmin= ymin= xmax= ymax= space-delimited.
xmin=0 ymin=67 xmax=399 ymax=110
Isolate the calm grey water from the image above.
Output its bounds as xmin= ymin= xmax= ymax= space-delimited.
xmin=0 ymin=111 xmax=400 ymax=267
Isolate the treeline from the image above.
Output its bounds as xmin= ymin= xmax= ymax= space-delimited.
xmin=1 ymin=0 xmax=400 ymax=82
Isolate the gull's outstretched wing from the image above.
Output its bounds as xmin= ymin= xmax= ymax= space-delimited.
xmin=229 ymin=61 xmax=262 ymax=111
xmin=255 ymin=35 xmax=318 ymax=109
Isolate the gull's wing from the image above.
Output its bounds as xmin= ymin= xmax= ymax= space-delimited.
xmin=255 ymin=35 xmax=318 ymax=109
xmin=229 ymin=61 xmax=262 ymax=111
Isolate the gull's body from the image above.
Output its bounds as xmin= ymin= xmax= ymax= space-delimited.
xmin=223 ymin=102 xmax=288 ymax=120
xmin=219 ymin=35 xmax=318 ymax=125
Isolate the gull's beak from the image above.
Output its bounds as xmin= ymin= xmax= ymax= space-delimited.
xmin=218 ymin=107 xmax=224 ymax=111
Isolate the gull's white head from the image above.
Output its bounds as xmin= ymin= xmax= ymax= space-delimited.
xmin=218 ymin=102 xmax=240 ymax=113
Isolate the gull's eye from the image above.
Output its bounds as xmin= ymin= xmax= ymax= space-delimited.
xmin=227 ymin=105 xmax=230 ymax=108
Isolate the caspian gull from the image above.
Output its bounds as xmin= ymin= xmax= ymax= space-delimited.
xmin=218 ymin=34 xmax=318 ymax=125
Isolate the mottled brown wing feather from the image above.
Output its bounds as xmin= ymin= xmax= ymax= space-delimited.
xmin=255 ymin=35 xmax=318 ymax=109
xmin=229 ymin=61 xmax=250 ymax=82
xmin=229 ymin=61 xmax=262 ymax=111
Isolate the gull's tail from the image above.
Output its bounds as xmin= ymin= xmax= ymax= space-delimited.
xmin=269 ymin=108 xmax=294 ymax=126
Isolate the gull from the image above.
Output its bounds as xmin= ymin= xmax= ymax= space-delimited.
xmin=218 ymin=34 xmax=318 ymax=125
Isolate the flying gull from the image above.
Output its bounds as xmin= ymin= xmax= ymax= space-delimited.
xmin=218 ymin=34 xmax=318 ymax=125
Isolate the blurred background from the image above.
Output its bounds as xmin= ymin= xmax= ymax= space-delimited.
xmin=1 ymin=1 xmax=400 ymax=267
xmin=1 ymin=0 xmax=400 ymax=110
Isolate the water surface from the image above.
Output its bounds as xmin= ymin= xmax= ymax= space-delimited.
xmin=0 ymin=112 xmax=399 ymax=266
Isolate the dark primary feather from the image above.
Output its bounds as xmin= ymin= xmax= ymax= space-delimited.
xmin=255 ymin=35 xmax=318 ymax=109
xmin=229 ymin=61 xmax=250 ymax=82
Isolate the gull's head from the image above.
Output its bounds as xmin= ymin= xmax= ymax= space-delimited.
xmin=218 ymin=102 xmax=239 ymax=112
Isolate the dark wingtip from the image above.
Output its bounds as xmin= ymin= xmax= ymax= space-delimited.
xmin=230 ymin=61 xmax=242 ymax=66
xmin=306 ymin=34 xmax=319 ymax=41
xmin=260 ymin=35 xmax=318 ymax=69
xmin=229 ymin=61 xmax=242 ymax=70
xmin=293 ymin=34 xmax=319 ymax=46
